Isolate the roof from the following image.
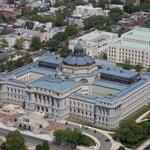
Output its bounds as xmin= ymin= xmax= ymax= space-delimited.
xmin=39 ymin=54 xmax=63 ymax=65
xmin=100 ymin=66 xmax=139 ymax=79
xmin=112 ymin=39 xmax=150 ymax=50
xmin=123 ymin=27 xmax=150 ymax=41
xmin=95 ymin=80 xmax=127 ymax=90
xmin=63 ymin=41 xmax=95 ymax=66
xmin=70 ymin=79 xmax=147 ymax=104
xmin=6 ymin=63 xmax=57 ymax=78
xmin=110 ymin=27 xmax=150 ymax=50
xmin=32 ymin=76 xmax=77 ymax=93
xmin=63 ymin=55 xmax=94 ymax=66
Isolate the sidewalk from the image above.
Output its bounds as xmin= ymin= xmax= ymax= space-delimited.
xmin=137 ymin=138 xmax=150 ymax=150
xmin=0 ymin=122 xmax=53 ymax=141
xmin=58 ymin=120 xmax=122 ymax=150
xmin=136 ymin=110 xmax=150 ymax=123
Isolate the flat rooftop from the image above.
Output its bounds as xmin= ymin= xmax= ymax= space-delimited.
xmin=71 ymin=79 xmax=147 ymax=104
xmin=32 ymin=76 xmax=77 ymax=93
xmin=6 ymin=63 xmax=57 ymax=79
xmin=111 ymin=39 xmax=150 ymax=50
xmin=123 ymin=27 xmax=150 ymax=41
xmin=100 ymin=66 xmax=139 ymax=79
xmin=39 ymin=54 xmax=63 ymax=64
xmin=73 ymin=30 xmax=115 ymax=41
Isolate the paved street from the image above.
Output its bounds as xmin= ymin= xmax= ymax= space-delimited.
xmin=63 ymin=123 xmax=112 ymax=150
xmin=0 ymin=128 xmax=70 ymax=150
xmin=0 ymin=122 xmax=111 ymax=150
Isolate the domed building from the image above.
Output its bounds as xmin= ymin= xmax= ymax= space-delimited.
xmin=62 ymin=42 xmax=100 ymax=83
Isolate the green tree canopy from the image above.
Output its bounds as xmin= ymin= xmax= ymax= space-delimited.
xmin=14 ymin=38 xmax=23 ymax=50
xmin=97 ymin=0 xmax=108 ymax=9
xmin=111 ymin=0 xmax=123 ymax=4
xmin=108 ymin=8 xmax=123 ymax=24
xmin=84 ymin=16 xmax=108 ymax=30
xmin=54 ymin=11 xmax=65 ymax=26
xmin=6 ymin=130 xmax=26 ymax=150
xmin=30 ymin=36 xmax=42 ymax=51
xmin=59 ymin=47 xmax=71 ymax=58
xmin=121 ymin=60 xmax=131 ymax=70
xmin=123 ymin=4 xmax=140 ymax=14
xmin=54 ymin=128 xmax=95 ymax=147
xmin=134 ymin=63 xmax=143 ymax=72
xmin=36 ymin=140 xmax=50 ymax=150
xmin=141 ymin=19 xmax=150 ymax=28
xmin=65 ymin=25 xmax=79 ymax=36
xmin=117 ymin=146 xmax=126 ymax=150
xmin=53 ymin=32 xmax=68 ymax=42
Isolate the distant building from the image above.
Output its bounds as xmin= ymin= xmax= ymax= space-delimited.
xmin=0 ymin=4 xmax=21 ymax=17
xmin=107 ymin=27 xmax=150 ymax=68
xmin=68 ymin=3 xmax=108 ymax=27
xmin=67 ymin=15 xmax=85 ymax=28
xmin=69 ymin=30 xmax=118 ymax=57
xmin=2 ymin=27 xmax=65 ymax=49
xmin=126 ymin=0 xmax=140 ymax=6
xmin=108 ymin=4 xmax=124 ymax=10
xmin=73 ymin=3 xmax=108 ymax=17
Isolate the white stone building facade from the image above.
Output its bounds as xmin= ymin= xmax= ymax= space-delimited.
xmin=69 ymin=30 xmax=118 ymax=57
xmin=0 ymin=47 xmax=150 ymax=129
xmin=107 ymin=27 xmax=150 ymax=68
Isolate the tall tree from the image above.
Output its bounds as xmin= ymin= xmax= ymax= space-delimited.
xmin=14 ymin=38 xmax=23 ymax=50
xmin=6 ymin=130 xmax=26 ymax=150
xmin=53 ymin=32 xmax=68 ymax=42
xmin=65 ymin=25 xmax=79 ymax=37
xmin=36 ymin=140 xmax=50 ymax=150
xmin=42 ymin=140 xmax=50 ymax=150
xmin=30 ymin=36 xmax=42 ymax=51
xmin=108 ymin=8 xmax=123 ymax=24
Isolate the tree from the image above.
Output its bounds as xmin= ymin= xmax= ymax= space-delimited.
xmin=134 ymin=64 xmax=143 ymax=72
xmin=147 ymin=66 xmax=150 ymax=72
xmin=53 ymin=32 xmax=68 ymax=42
xmin=117 ymin=146 xmax=126 ymax=150
xmin=123 ymin=4 xmax=140 ymax=14
xmin=36 ymin=144 xmax=42 ymax=150
xmin=0 ymin=39 xmax=8 ymax=46
xmin=54 ymin=128 xmax=95 ymax=147
xmin=36 ymin=140 xmax=50 ymax=150
xmin=6 ymin=130 xmax=26 ymax=150
xmin=65 ymin=25 xmax=79 ymax=37
xmin=46 ymin=39 xmax=60 ymax=51
xmin=54 ymin=12 xmax=65 ymax=26
xmin=111 ymin=0 xmax=123 ymax=4
xmin=14 ymin=38 xmax=23 ymax=50
xmin=22 ymin=52 xmax=33 ymax=64
xmin=20 ymin=0 xmax=28 ymax=6
xmin=59 ymin=47 xmax=71 ymax=58
xmin=42 ymin=141 xmax=50 ymax=150
xmin=97 ymin=0 xmax=108 ymax=9
xmin=15 ymin=58 xmax=25 ymax=68
xmin=98 ymin=52 xmax=107 ymax=60
xmin=89 ymin=0 xmax=96 ymax=6
xmin=142 ymin=19 xmax=150 ymax=28
xmin=108 ymin=8 xmax=123 ymax=24
xmin=121 ymin=60 xmax=131 ymax=70
xmin=30 ymin=36 xmax=42 ymax=51
xmin=84 ymin=16 xmax=107 ymax=30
